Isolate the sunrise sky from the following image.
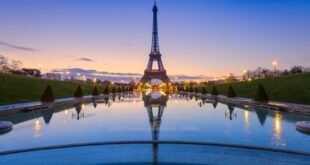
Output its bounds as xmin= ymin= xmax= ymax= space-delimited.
xmin=0 ymin=0 xmax=309 ymax=77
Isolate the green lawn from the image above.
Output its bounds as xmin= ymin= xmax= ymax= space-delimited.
xmin=0 ymin=73 xmax=106 ymax=105
xmin=205 ymin=73 xmax=310 ymax=105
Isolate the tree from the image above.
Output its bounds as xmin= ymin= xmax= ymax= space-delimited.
xmin=41 ymin=85 xmax=55 ymax=102
xmin=0 ymin=55 xmax=9 ymax=72
xmin=224 ymin=73 xmax=237 ymax=83
xmin=92 ymin=86 xmax=99 ymax=96
xmin=111 ymin=86 xmax=116 ymax=93
xmin=226 ymin=86 xmax=236 ymax=98
xmin=103 ymin=86 xmax=109 ymax=94
xmin=11 ymin=60 xmax=22 ymax=70
xmin=290 ymin=66 xmax=303 ymax=74
xmin=117 ymin=86 xmax=122 ymax=93
xmin=211 ymin=86 xmax=219 ymax=96
xmin=74 ymin=85 xmax=84 ymax=98
xmin=254 ymin=84 xmax=269 ymax=102
xmin=201 ymin=87 xmax=208 ymax=94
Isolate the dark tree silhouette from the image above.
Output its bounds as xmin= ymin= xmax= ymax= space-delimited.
xmin=41 ymin=85 xmax=55 ymax=102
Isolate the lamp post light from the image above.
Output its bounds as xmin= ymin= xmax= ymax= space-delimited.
xmin=272 ymin=61 xmax=278 ymax=76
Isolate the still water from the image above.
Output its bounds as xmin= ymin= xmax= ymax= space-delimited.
xmin=0 ymin=91 xmax=309 ymax=152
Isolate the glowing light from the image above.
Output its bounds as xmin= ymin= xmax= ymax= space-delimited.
xmin=76 ymin=73 xmax=81 ymax=76
xmin=93 ymin=78 xmax=97 ymax=83
xmin=66 ymin=71 xmax=70 ymax=75
xmin=247 ymin=78 xmax=252 ymax=82
xmin=272 ymin=61 xmax=277 ymax=66
xmin=65 ymin=110 xmax=68 ymax=115
xmin=243 ymin=69 xmax=247 ymax=73
xmin=35 ymin=120 xmax=40 ymax=125
xmin=272 ymin=113 xmax=285 ymax=146
xmin=38 ymin=64 xmax=42 ymax=68
xmin=244 ymin=111 xmax=249 ymax=127
xmin=33 ymin=119 xmax=42 ymax=138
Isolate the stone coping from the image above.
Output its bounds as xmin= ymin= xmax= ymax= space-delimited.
xmin=0 ymin=140 xmax=309 ymax=156
xmin=180 ymin=91 xmax=310 ymax=115
xmin=0 ymin=94 xmax=112 ymax=116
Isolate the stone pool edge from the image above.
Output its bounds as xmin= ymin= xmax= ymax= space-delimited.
xmin=181 ymin=92 xmax=310 ymax=115
xmin=0 ymin=94 xmax=115 ymax=116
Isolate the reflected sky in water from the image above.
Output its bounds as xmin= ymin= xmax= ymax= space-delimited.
xmin=0 ymin=91 xmax=309 ymax=152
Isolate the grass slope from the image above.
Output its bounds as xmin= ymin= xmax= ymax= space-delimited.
xmin=0 ymin=73 xmax=106 ymax=105
xmin=206 ymin=73 xmax=310 ymax=105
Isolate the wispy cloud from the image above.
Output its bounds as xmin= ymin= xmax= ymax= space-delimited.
xmin=77 ymin=57 xmax=93 ymax=62
xmin=52 ymin=68 xmax=212 ymax=83
xmin=0 ymin=41 xmax=37 ymax=52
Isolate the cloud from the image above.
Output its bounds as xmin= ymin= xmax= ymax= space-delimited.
xmin=77 ymin=57 xmax=93 ymax=62
xmin=0 ymin=41 xmax=37 ymax=52
xmin=51 ymin=68 xmax=213 ymax=83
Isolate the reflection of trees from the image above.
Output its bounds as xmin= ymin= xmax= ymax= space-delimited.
xmin=142 ymin=91 xmax=169 ymax=165
xmin=41 ymin=109 xmax=54 ymax=124
xmin=225 ymin=103 xmax=237 ymax=120
xmin=212 ymin=101 xmax=218 ymax=109
xmin=73 ymin=104 xmax=84 ymax=120
xmin=0 ymin=105 xmax=72 ymax=125
xmin=255 ymin=108 xmax=268 ymax=126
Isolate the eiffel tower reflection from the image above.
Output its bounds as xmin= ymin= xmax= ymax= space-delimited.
xmin=142 ymin=90 xmax=169 ymax=165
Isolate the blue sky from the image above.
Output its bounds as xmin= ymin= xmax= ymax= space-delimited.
xmin=0 ymin=0 xmax=309 ymax=77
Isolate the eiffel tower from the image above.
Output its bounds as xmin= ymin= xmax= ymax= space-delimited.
xmin=140 ymin=1 xmax=170 ymax=84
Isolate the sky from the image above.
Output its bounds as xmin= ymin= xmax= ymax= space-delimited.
xmin=0 ymin=0 xmax=309 ymax=77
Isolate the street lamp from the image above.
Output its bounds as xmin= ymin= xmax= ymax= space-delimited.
xmin=272 ymin=61 xmax=277 ymax=75
xmin=272 ymin=61 xmax=278 ymax=71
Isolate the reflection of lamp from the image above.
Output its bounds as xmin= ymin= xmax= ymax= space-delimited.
xmin=272 ymin=113 xmax=285 ymax=146
xmin=244 ymin=111 xmax=249 ymax=130
xmin=34 ymin=119 xmax=42 ymax=138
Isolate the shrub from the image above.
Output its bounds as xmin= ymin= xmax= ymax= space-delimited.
xmin=92 ymin=86 xmax=99 ymax=96
xmin=74 ymin=85 xmax=84 ymax=98
xmin=226 ymin=86 xmax=237 ymax=98
xmin=211 ymin=86 xmax=219 ymax=96
xmin=41 ymin=85 xmax=55 ymax=102
xmin=111 ymin=87 xmax=116 ymax=93
xmin=122 ymin=86 xmax=125 ymax=92
xmin=254 ymin=84 xmax=269 ymax=102
xmin=117 ymin=86 xmax=122 ymax=93
xmin=195 ymin=87 xmax=200 ymax=93
xmin=201 ymin=87 xmax=208 ymax=94
xmin=189 ymin=86 xmax=194 ymax=93
xmin=103 ymin=86 xmax=109 ymax=94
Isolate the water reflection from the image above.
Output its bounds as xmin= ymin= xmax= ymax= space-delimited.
xmin=244 ymin=110 xmax=250 ymax=131
xmin=41 ymin=109 xmax=54 ymax=124
xmin=225 ymin=104 xmax=237 ymax=120
xmin=255 ymin=108 xmax=268 ymax=126
xmin=33 ymin=119 xmax=42 ymax=138
xmin=272 ymin=112 xmax=286 ymax=147
xmin=72 ymin=104 xmax=84 ymax=120
xmin=0 ymin=91 xmax=310 ymax=153
xmin=142 ymin=90 xmax=169 ymax=165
